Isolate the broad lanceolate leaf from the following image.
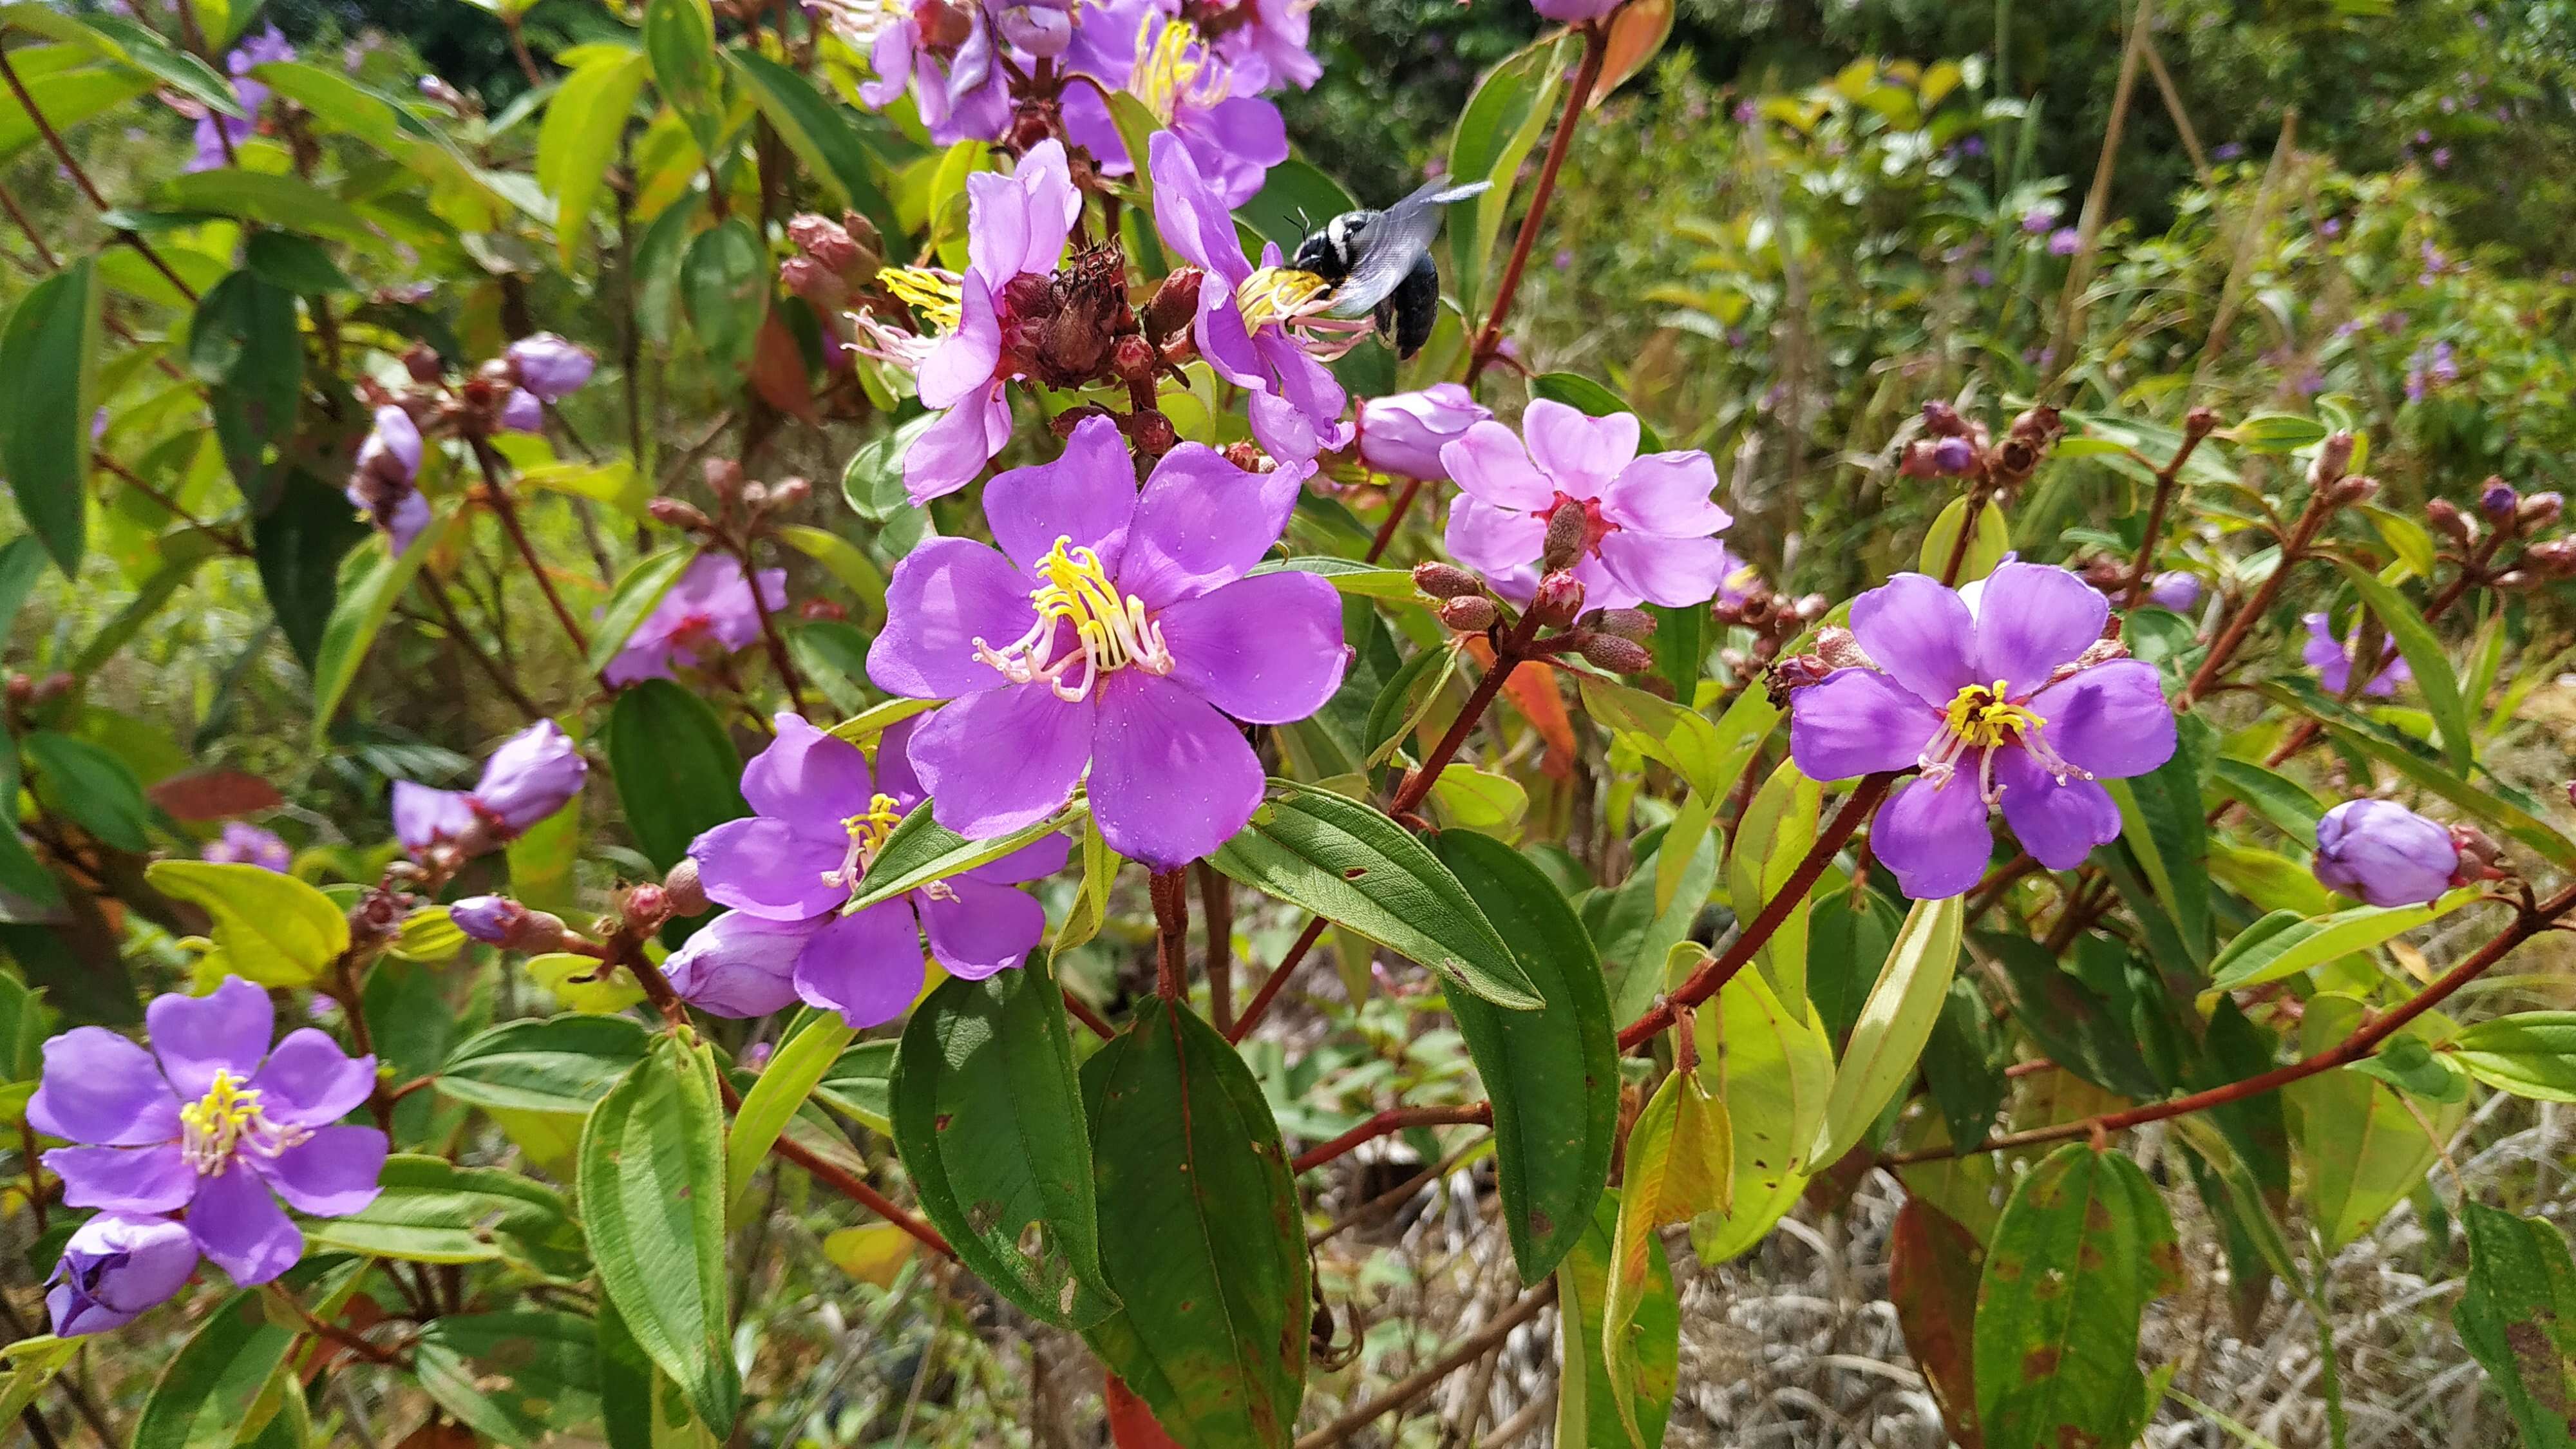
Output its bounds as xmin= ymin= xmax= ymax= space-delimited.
xmin=849 ymin=800 xmax=1077 ymax=911
xmin=1724 ymin=759 xmax=1821 ymax=1007
xmin=725 ymin=1011 xmax=853 ymax=1218
xmin=1081 ymin=998 xmax=1307 ymax=1449
xmin=1689 ymin=963 xmax=1834 ymax=1265
xmin=537 ymin=49 xmax=650 ymax=266
xmin=2288 ymin=992 xmax=2461 ymax=1249
xmin=2448 ymin=1012 xmax=2576 ymax=1101
xmin=1973 ymin=1144 xmax=2179 ymax=1449
xmin=23 ymin=730 xmax=151 ymax=851
xmin=587 ymin=546 xmax=696 ymax=677
xmin=2335 ymin=558 xmax=2472 ymax=773
xmin=1889 ymin=1198 xmax=1985 ymax=1448
xmin=724 ymin=50 xmax=900 ymax=245
xmin=0 ymin=257 xmax=102 ymax=576
xmin=1557 ymin=1191 xmax=1675 ymax=1449
xmin=2454 ymin=1202 xmax=2576 ymax=1448
xmin=1604 ymin=1068 xmax=1727 ymax=1447
xmin=644 ymin=0 xmax=724 ymax=151
xmin=1812 ymin=894 xmax=1963 ymax=1166
xmin=413 ymin=1311 xmax=603 ymax=1448
xmin=305 ymin=1153 xmax=587 ymax=1276
xmin=893 ymin=954 xmax=1117 ymax=1327
xmin=1210 ymin=778 xmax=1540 ymax=1009
xmin=683 ymin=218 xmax=768 ymax=378
xmin=309 ymin=506 xmax=455 ymax=744
xmin=578 ymin=1032 xmax=739 ymax=1435
xmin=1428 ymin=829 xmax=1616 ymax=1283
xmin=605 ymin=677 xmax=748 ymax=873
xmin=0 ymin=1336 xmax=79 ymax=1428
xmin=2206 ymin=888 xmax=2482 ymax=992
xmin=1917 ymin=493 xmax=2011 ymax=583
xmin=144 ymin=859 xmax=348 ymax=987
xmin=1444 ymin=32 xmax=1572 ymax=317
xmin=813 ymin=1037 xmax=898 ymax=1134
xmin=252 ymin=474 xmax=371 ymax=671
xmin=131 ymin=1289 xmax=301 ymax=1449
xmin=1575 ymin=674 xmax=1741 ymax=800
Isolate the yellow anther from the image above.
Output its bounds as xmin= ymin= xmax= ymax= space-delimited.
xmin=1236 ymin=266 xmax=1334 ymax=330
xmin=1131 ymin=14 xmax=1217 ymax=123
xmin=1029 ymin=537 xmax=1154 ymax=674
xmin=846 ymin=794 xmax=905 ymax=857
xmin=880 ymin=266 xmax=963 ymax=331
xmin=1943 ymin=679 xmax=2047 ymax=750
xmin=178 ymin=1070 xmax=269 ymax=1174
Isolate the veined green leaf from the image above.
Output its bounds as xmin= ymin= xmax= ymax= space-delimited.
xmin=2334 ymin=558 xmax=2472 ymax=773
xmin=1689 ymin=964 xmax=1834 ymax=1264
xmin=1604 ymin=1068 xmax=1727 ymax=1446
xmin=437 ymin=1014 xmax=655 ymax=1116
xmin=1556 ymin=1191 xmax=1674 ymax=1449
xmin=1813 ymin=894 xmax=1962 ymax=1166
xmin=2204 ymin=888 xmax=2482 ymax=992
xmin=144 ymin=860 xmax=348 ymax=987
xmin=2448 ymin=1012 xmax=2576 ymax=1102
xmin=605 ymin=678 xmax=748 ymax=874
xmin=310 ymin=505 xmax=457 ymax=744
xmin=2455 ymin=1202 xmax=2576 ymax=1446
xmin=849 ymin=800 xmax=1078 ymax=911
xmin=0 ymin=257 xmax=102 ymax=576
xmin=724 ymin=1012 xmax=854 ymax=1218
xmin=587 ymin=546 xmax=695 ymax=677
xmin=537 ymin=50 xmax=650 ymax=266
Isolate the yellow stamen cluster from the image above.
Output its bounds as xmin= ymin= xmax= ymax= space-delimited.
xmin=178 ymin=1071 xmax=266 ymax=1175
xmin=1032 ymin=540 xmax=1154 ymax=674
xmin=1943 ymin=679 xmax=2047 ymax=749
xmin=1131 ymin=15 xmax=1218 ymax=124
xmin=847 ymin=793 xmax=905 ymax=858
xmin=880 ymin=266 xmax=964 ymax=331
xmin=1236 ymin=265 xmax=1335 ymax=330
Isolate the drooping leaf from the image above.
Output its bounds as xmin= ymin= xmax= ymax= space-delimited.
xmin=0 ymin=257 xmax=102 ymax=576
xmin=143 ymin=860 xmax=349 ymax=987
xmin=1209 ymin=779 xmax=1540 ymax=1009
xmin=1604 ymin=1067 xmax=1727 ymax=1446
xmin=604 ymin=677 xmax=748 ymax=873
xmin=2454 ymin=1202 xmax=2576 ymax=1447
xmin=1890 ymin=1198 xmax=1986 ymax=1449
xmin=1428 ymin=829 xmax=1617 ymax=1282
xmin=1081 ymin=998 xmax=1306 ymax=1449
xmin=251 ymin=473 xmax=370 ymax=671
xmin=1812 ymin=893 xmax=1962 ymax=1166
xmin=893 ymin=954 xmax=1118 ymax=1327
xmin=2205 ymin=889 xmax=2482 ymax=992
xmin=577 ymin=1032 xmax=739 ymax=1437
xmin=1688 ymin=963 xmax=1835 ymax=1265
xmin=1557 ymin=1190 xmax=1675 ymax=1449
xmin=1972 ymin=1144 xmax=2179 ymax=1449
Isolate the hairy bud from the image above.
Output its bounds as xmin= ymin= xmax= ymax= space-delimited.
xmin=1530 ymin=569 xmax=1586 ymax=629
xmin=1577 ymin=632 xmax=1654 ymax=674
xmin=2519 ymin=491 xmax=2563 ymax=531
xmin=1540 ymin=506 xmax=1588 ymax=572
xmin=2183 ymin=404 xmax=2221 ymax=439
xmin=1111 ymin=333 xmax=1157 ymax=388
xmin=1437 ymin=595 xmax=1499 ymax=632
xmin=703 ymin=458 xmax=745 ymax=500
xmin=2479 ymin=477 xmax=2521 ymax=519
xmin=780 ymin=256 xmax=848 ymax=310
xmin=2522 ymin=538 xmax=2576 ymax=578
xmin=1814 ymin=625 xmax=1873 ymax=672
xmin=1120 ymin=408 xmax=1178 ymax=459
xmin=788 ymin=213 xmax=860 ymax=271
xmin=1413 ymin=562 xmax=1484 ymax=599
xmin=766 ymin=476 xmax=811 ymax=512
xmin=1766 ymin=653 xmax=1834 ymax=703
xmin=1919 ymin=399 xmax=1969 ymax=437
xmin=2329 ymin=473 xmax=2381 ymax=506
xmin=1594 ymin=608 xmax=1656 ymax=641
xmin=402 ymin=344 xmax=445 ymax=384
xmin=649 ymin=497 xmax=714 ymax=532
xmin=662 ymin=858 xmax=710 ymax=918
xmin=2307 ymin=430 xmax=2357 ymax=489
xmin=621 ymin=882 xmax=673 ymax=933
xmin=1143 ymin=268 xmax=1204 ymax=343
xmin=2427 ymin=497 xmax=2475 ymax=545
xmin=2448 ymin=824 xmax=2508 ymax=882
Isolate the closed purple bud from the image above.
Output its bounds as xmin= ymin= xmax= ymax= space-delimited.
xmin=506 ymin=333 xmax=596 ymax=402
xmin=47 ymin=1213 xmax=198 ymax=1337
xmin=450 ymin=895 xmax=526 ymax=945
xmin=360 ymin=405 xmax=422 ymax=480
xmin=470 ymin=720 xmax=587 ymax=835
xmin=1359 ymin=385 xmax=1493 ymax=481
xmin=2313 ymin=799 xmax=2459 ymax=907
xmin=1930 ymin=437 xmax=1976 ymax=475
xmin=2481 ymin=480 xmax=2519 ymax=518
xmin=498 ymin=388 xmax=544 ymax=434
xmin=661 ymin=911 xmax=812 ymax=1018
xmin=2146 ymin=571 xmax=2202 ymax=613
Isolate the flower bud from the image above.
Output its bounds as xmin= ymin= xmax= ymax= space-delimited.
xmin=472 ymin=720 xmax=587 ymax=837
xmin=1112 ymin=333 xmax=1157 ymax=387
xmin=1412 ymin=562 xmax=1484 ymax=599
xmin=1530 ymin=569 xmax=1585 ymax=629
xmin=1919 ymin=400 xmax=1968 ymax=437
xmin=451 ymin=896 xmax=570 ymax=953
xmin=2519 ymin=491 xmax=2563 ymax=531
xmin=1361 ymin=385 xmax=1492 ymax=480
xmin=840 ymin=209 xmax=884 ymax=259
xmin=1437 ymin=595 xmax=1499 ymax=632
xmin=788 ymin=213 xmax=864 ymax=274
xmin=2146 ymin=571 xmax=2202 ymax=613
xmin=2313 ymin=798 xmax=2459 ymax=907
xmin=1143 ymin=268 xmax=1204 ymax=342
xmin=2523 ymin=539 xmax=2576 ymax=578
xmin=1815 ymin=625 xmax=1873 ymax=672
xmin=2427 ymin=497 xmax=2475 ymax=545
xmin=1578 ymin=632 xmax=1655 ymax=674
xmin=622 ymin=882 xmax=673 ymax=933
xmin=1897 ymin=440 xmax=1941 ymax=478
xmin=1540 ymin=507 xmax=1588 ymax=572
xmin=1220 ymin=441 xmax=1271 ymax=472
xmin=2183 ymin=404 xmax=2220 ymax=439
xmin=1930 ymin=437 xmax=1976 ymax=475
xmin=1121 ymin=408 xmax=1178 ymax=458
xmin=1594 ymin=608 xmax=1657 ymax=641
xmin=46 ymin=1214 xmax=197 ymax=1337
xmin=402 ymin=343 xmax=446 ymax=384
xmin=661 ymin=910 xmax=808 ymax=1018
xmin=2329 ymin=473 xmax=2380 ymax=506
xmin=704 ymin=459 xmax=744 ymax=500
xmin=781 ymin=256 xmax=849 ymax=310
xmin=766 ymin=475 xmax=811 ymax=511
xmin=2307 ymin=430 xmax=2356 ymax=489
xmin=506 ymin=333 xmax=595 ymax=402
xmin=2448 ymin=824 xmax=2508 ymax=882
xmin=1766 ymin=653 xmax=1834 ymax=702
xmin=649 ymin=497 xmax=714 ymax=532
xmin=2480 ymin=478 xmax=2520 ymax=518
xmin=663 ymin=857 xmax=710 ymax=918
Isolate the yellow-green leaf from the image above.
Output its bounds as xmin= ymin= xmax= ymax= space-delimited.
xmin=143 ymin=860 xmax=348 ymax=987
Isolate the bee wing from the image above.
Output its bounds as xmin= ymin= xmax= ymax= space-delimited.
xmin=1321 ymin=178 xmax=1492 ymax=319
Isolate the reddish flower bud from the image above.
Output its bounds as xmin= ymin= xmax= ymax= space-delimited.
xmin=2523 ymin=539 xmax=2576 ymax=578
xmin=663 ymin=858 xmax=710 ymax=918
xmin=1121 ymin=408 xmax=1178 ymax=459
xmin=1437 ymin=595 xmax=1499 ymax=632
xmin=648 ymin=497 xmax=713 ymax=532
xmin=780 ymin=256 xmax=848 ymax=310
xmin=1540 ymin=506 xmax=1589 ymax=572
xmin=2183 ymin=404 xmax=2221 ymax=439
xmin=2519 ymin=491 xmax=2563 ymax=531
xmin=1814 ymin=625 xmax=1873 ymax=671
xmin=2427 ymin=497 xmax=2474 ymax=545
xmin=1578 ymin=632 xmax=1655 ymax=674
xmin=622 ymin=882 xmax=672 ymax=933
xmin=402 ymin=343 xmax=446 ymax=384
xmin=1144 ymin=268 xmax=1204 ymax=342
xmin=1412 ymin=562 xmax=1484 ymax=599
xmin=1112 ymin=333 xmax=1157 ymax=387
xmin=2329 ymin=473 xmax=2381 ymax=506
xmin=704 ymin=459 xmax=744 ymax=498
xmin=766 ymin=476 xmax=811 ymax=511
xmin=1531 ymin=569 xmax=1586 ymax=629
xmin=1594 ymin=607 xmax=1657 ymax=641
xmin=2309 ymin=431 xmax=2357 ymax=488
xmin=788 ymin=213 xmax=861 ymax=271
xmin=1920 ymin=400 xmax=1969 ymax=437
xmin=800 ymin=598 xmax=849 ymax=622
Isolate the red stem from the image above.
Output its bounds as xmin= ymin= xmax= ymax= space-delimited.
xmin=1464 ymin=23 xmax=1610 ymax=386
xmin=1292 ymin=1104 xmax=1491 ymax=1174
xmin=1365 ymin=477 xmax=1425 ymax=564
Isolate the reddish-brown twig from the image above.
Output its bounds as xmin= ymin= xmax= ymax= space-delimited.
xmin=1365 ymin=477 xmax=1424 ymax=564
xmin=1464 ymin=23 xmax=1611 ymax=386
xmin=1292 ymin=1104 xmax=1492 ymax=1174
xmin=2119 ymin=411 xmax=2218 ymax=609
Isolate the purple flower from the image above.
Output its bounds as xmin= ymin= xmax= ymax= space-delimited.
xmin=346 ymin=406 xmax=431 ymax=554
xmin=28 ymin=977 xmax=386 ymax=1289
xmin=1787 ymin=564 xmax=2177 ymax=899
xmin=202 ymin=822 xmax=290 ymax=873
xmin=1358 ymin=384 xmax=1492 ymax=480
xmin=683 ymin=714 xmax=1065 ymax=1025
xmin=854 ymin=0 xmax=1012 ymax=145
xmin=2047 ymin=227 xmax=2081 ymax=257
xmin=1439 ymin=399 xmax=1735 ymax=611
xmin=2019 ymin=206 xmax=2058 ymax=234
xmin=448 ymin=896 xmax=524 ymax=946
xmin=604 ymin=554 xmax=790 ymax=686
xmin=2481 ymin=482 xmax=2520 ymax=517
xmin=359 ymin=406 xmax=422 ymax=480
xmin=868 ymin=415 xmax=1347 ymax=866
xmin=182 ymin=25 xmax=293 ymax=172
xmin=46 ymin=1213 xmax=199 ymax=1336
xmin=2146 ymin=571 xmax=2202 ymax=614
xmin=1930 ymin=437 xmax=1976 ymax=475
xmin=2302 ymin=612 xmax=2410 ymax=697
xmin=901 ymin=140 xmax=1083 ymax=503
xmin=2313 ymin=799 xmax=2458 ymax=907
xmin=1149 ymin=132 xmax=1350 ymax=464
xmin=1064 ymin=15 xmax=1289 ymax=209
xmin=506 ymin=334 xmax=595 ymax=401
xmin=498 ymin=389 xmax=544 ymax=433
xmin=2213 ymin=142 xmax=2245 ymax=161
xmin=1204 ymin=0 xmax=1320 ymax=92
xmin=393 ymin=720 xmax=587 ymax=857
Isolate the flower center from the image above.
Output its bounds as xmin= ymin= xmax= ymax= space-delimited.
xmin=1236 ymin=265 xmax=1333 ymax=328
xmin=1942 ymin=680 xmax=2043 ymax=749
xmin=880 ymin=265 xmax=964 ymax=332
xmin=177 ymin=1070 xmax=303 ymax=1176
xmin=971 ymin=535 xmax=1173 ymax=701
xmin=1538 ymin=493 xmax=1617 ymax=554
xmin=1132 ymin=16 xmax=1226 ymax=123
xmin=1917 ymin=679 xmax=2086 ymax=803
xmin=824 ymin=793 xmax=908 ymax=890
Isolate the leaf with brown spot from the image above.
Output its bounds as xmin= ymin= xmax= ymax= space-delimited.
xmin=2456 ymin=1202 xmax=2576 ymax=1446
xmin=1603 ymin=1066 xmax=1728 ymax=1446
xmin=1972 ymin=1144 xmax=2175 ymax=1449
xmin=1891 ymin=1198 xmax=1985 ymax=1449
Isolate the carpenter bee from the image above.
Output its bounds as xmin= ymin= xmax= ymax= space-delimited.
xmin=1290 ymin=175 xmax=1491 ymax=359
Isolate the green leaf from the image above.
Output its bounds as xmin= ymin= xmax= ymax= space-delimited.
xmin=605 ymin=678 xmax=748 ymax=874
xmin=153 ymin=169 xmax=375 ymax=243
xmin=2104 ymin=710 xmax=2211 ymax=961
xmin=643 ymin=0 xmax=724 ymax=153
xmin=537 ymin=50 xmax=650 ymax=266
xmin=1556 ymin=1191 xmax=1674 ymax=1449
xmin=774 ymin=524 xmax=886 ymax=613
xmin=849 ymin=800 xmax=1077 ymax=911
xmin=580 ymin=1031 xmax=739 ymax=1436
xmin=2334 ymin=558 xmax=2472 ymax=773
xmin=0 ymin=257 xmax=101 ymax=576
xmin=1724 ymin=759 xmax=1821 ymax=1007
xmin=2454 ymin=1202 xmax=2576 ymax=1448
xmin=2347 ymin=1032 xmax=2465 ymax=1103
xmin=2221 ymin=412 xmax=2327 ymax=454
xmin=0 ymin=1337 xmax=80 ymax=1429
xmin=1428 ymin=829 xmax=1616 ymax=1282
xmin=144 ymin=860 xmax=350 ymax=987
xmin=813 ymin=1037 xmax=898 ymax=1134
xmin=0 ymin=535 xmax=47 ymax=644
xmin=252 ymin=475 xmax=370 ymax=672
xmin=1249 ymin=555 xmax=1421 ymax=600
xmin=839 ymin=413 xmax=936 ymax=521
xmin=310 ymin=507 xmax=455 ymax=744
xmin=0 ymin=66 xmax=154 ymax=170
xmin=2204 ymin=888 xmax=2481 ymax=992
xmin=587 ymin=546 xmax=696 ymax=677
xmin=413 ymin=1312 xmax=603 ymax=1448
xmin=726 ymin=1012 xmax=854 ymax=1218
xmin=131 ymin=1273 xmax=332 ymax=1449
xmin=1980 ymin=933 xmax=2162 ymax=1100
xmin=1591 ymin=818 xmax=1716 ymax=1028
xmin=2449 ymin=1012 xmax=2576 ymax=1102
xmin=23 ymin=730 xmax=150 ymax=852
xmin=2287 ymin=992 xmax=2461 ymax=1249
xmin=1446 ymin=32 xmax=1572 ymax=317
xmin=1233 ymin=158 xmax=1355 ymax=252
xmin=894 ymin=954 xmax=1119 ymax=1327
xmin=1051 ymin=813 xmax=1121 ymax=956
xmin=242 ymin=229 xmax=348 ymax=294
xmin=1604 ymin=1067 xmax=1727 ymax=1446
xmin=683 ymin=218 xmax=769 ymax=378
xmin=191 ymin=270 xmax=303 ymax=506
xmin=1973 ymin=1144 xmax=2177 ymax=1449
xmin=439 ymin=1014 xmax=654 ymax=1116
xmin=304 ymin=1154 xmax=587 ymax=1276
xmin=2210 ymin=755 xmax=2325 ymax=847
xmin=1813 ymin=894 xmax=1962 ymax=1166
xmin=1575 ymin=674 xmax=1737 ymax=798
xmin=1917 ymin=495 xmax=2010 ymax=583
xmin=1210 ymin=777 xmax=1540 ymax=1009
xmin=2275 ymin=689 xmax=2576 ymax=868
xmin=1081 ymin=998 xmax=1306 ymax=1448
xmin=725 ymin=50 xmax=899 ymax=247
xmin=1688 ymin=964 xmax=1834 ymax=1264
